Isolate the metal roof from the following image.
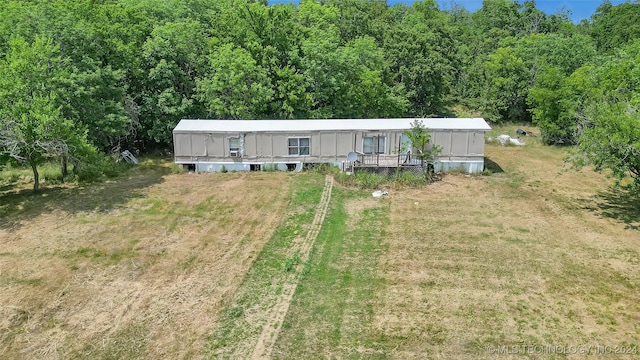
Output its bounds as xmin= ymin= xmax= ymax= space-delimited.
xmin=173 ymin=118 xmax=491 ymax=133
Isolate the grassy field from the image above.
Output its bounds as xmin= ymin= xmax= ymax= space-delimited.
xmin=1 ymin=135 xmax=639 ymax=359
xmin=0 ymin=163 xmax=294 ymax=358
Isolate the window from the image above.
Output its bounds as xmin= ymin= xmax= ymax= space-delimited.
xmin=228 ymin=137 xmax=240 ymax=152
xmin=288 ymin=137 xmax=310 ymax=155
xmin=363 ymin=136 xmax=386 ymax=154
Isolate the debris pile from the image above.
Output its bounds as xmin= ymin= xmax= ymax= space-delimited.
xmin=372 ymin=190 xmax=389 ymax=198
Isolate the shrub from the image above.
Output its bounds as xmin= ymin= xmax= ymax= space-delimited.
xmin=75 ymin=153 xmax=130 ymax=182
xmin=263 ymin=163 xmax=278 ymax=172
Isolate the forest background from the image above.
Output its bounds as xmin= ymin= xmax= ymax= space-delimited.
xmin=1 ymin=0 xmax=639 ymax=188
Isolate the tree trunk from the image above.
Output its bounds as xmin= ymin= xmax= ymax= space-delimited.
xmin=72 ymin=158 xmax=80 ymax=177
xmin=31 ymin=162 xmax=39 ymax=191
xmin=61 ymin=156 xmax=68 ymax=182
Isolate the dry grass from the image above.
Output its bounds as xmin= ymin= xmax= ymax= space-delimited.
xmin=2 ymin=135 xmax=639 ymax=359
xmin=0 ymin=165 xmax=291 ymax=359
xmin=373 ymin=138 xmax=640 ymax=359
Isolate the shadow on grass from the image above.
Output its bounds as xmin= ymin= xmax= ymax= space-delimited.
xmin=578 ymin=186 xmax=640 ymax=230
xmin=0 ymin=165 xmax=170 ymax=230
xmin=484 ymin=157 xmax=504 ymax=173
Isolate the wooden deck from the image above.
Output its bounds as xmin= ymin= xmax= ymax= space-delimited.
xmin=351 ymin=153 xmax=423 ymax=168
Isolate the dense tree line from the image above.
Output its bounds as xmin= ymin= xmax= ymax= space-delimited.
xmin=1 ymin=0 xmax=639 ymax=188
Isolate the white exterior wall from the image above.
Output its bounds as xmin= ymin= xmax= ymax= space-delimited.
xmin=173 ymin=120 xmax=489 ymax=173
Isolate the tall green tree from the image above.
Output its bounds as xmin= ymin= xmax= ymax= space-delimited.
xmin=573 ymin=101 xmax=640 ymax=186
xmin=383 ymin=0 xmax=456 ymax=116
xmin=473 ymin=0 xmax=522 ymax=37
xmin=591 ymin=1 xmax=640 ymax=53
xmin=140 ymin=20 xmax=208 ymax=146
xmin=196 ymin=44 xmax=273 ymax=119
xmin=0 ymin=36 xmax=90 ymax=190
xmin=525 ymin=33 xmax=596 ymax=143
xmin=230 ymin=2 xmax=312 ymax=119
xmin=527 ymin=66 xmax=575 ymax=143
xmin=481 ymin=45 xmax=531 ymax=122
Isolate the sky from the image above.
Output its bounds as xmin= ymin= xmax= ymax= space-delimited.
xmin=268 ymin=0 xmax=631 ymax=23
xmin=433 ymin=0 xmax=627 ymax=22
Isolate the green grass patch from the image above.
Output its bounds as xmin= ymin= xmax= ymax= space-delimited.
xmin=207 ymin=173 xmax=325 ymax=357
xmin=335 ymin=169 xmax=427 ymax=189
xmin=274 ymin=189 xmax=390 ymax=358
xmin=207 ymin=180 xmax=391 ymax=358
xmin=0 ymin=162 xmax=65 ymax=185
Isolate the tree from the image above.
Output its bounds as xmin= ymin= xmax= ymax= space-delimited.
xmin=0 ymin=96 xmax=86 ymax=190
xmin=67 ymin=62 xmax=132 ymax=153
xmin=0 ymin=36 xmax=90 ymax=190
xmin=525 ymin=33 xmax=596 ymax=143
xmin=473 ymin=0 xmax=522 ymax=37
xmin=531 ymin=39 xmax=640 ymax=145
xmin=196 ymin=44 xmax=273 ymax=119
xmin=482 ymin=32 xmax=595 ymax=124
xmin=591 ymin=1 xmax=640 ymax=53
xmin=140 ymin=20 xmax=208 ymax=146
xmin=227 ymin=2 xmax=312 ymax=119
xmin=527 ymin=66 xmax=575 ymax=144
xmin=383 ymin=3 xmax=457 ymax=116
xmin=573 ymin=101 xmax=640 ymax=187
xmin=481 ymin=46 xmax=531 ymax=122
xmin=345 ymin=36 xmax=410 ymax=117
xmin=331 ymin=0 xmax=391 ymax=43
xmin=564 ymin=39 xmax=640 ymax=185
xmin=403 ymin=119 xmax=442 ymax=182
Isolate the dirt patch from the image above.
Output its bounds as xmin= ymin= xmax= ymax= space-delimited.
xmin=0 ymin=170 xmax=291 ymax=359
xmin=344 ymin=196 xmax=381 ymax=227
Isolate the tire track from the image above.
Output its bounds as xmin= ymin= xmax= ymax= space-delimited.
xmin=250 ymin=175 xmax=334 ymax=359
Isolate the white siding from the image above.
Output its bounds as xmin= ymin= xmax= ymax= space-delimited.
xmin=245 ymin=134 xmax=257 ymax=156
xmin=336 ymin=133 xmax=354 ymax=156
xmin=259 ymin=134 xmax=272 ymax=156
xmin=272 ymin=134 xmax=288 ymax=156
xmin=451 ymin=132 xmax=468 ymax=156
xmin=175 ymin=134 xmax=192 ymax=156
xmin=311 ymin=133 xmax=322 ymax=157
xmin=468 ymin=131 xmax=484 ymax=155
xmin=320 ymin=133 xmax=335 ymax=157
xmin=191 ymin=134 xmax=207 ymax=156
xmin=435 ymin=131 xmax=452 ymax=155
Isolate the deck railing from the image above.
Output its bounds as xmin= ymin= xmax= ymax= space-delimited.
xmin=397 ymin=153 xmax=422 ymax=167
xmin=358 ymin=153 xmax=379 ymax=166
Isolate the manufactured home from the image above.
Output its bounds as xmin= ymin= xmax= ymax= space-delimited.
xmin=172 ymin=118 xmax=491 ymax=173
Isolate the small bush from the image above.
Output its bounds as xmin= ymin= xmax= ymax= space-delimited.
xmin=171 ymin=163 xmax=185 ymax=174
xmin=305 ymin=163 xmax=340 ymax=175
xmin=392 ymin=170 xmax=427 ymax=186
xmin=335 ymin=168 xmax=432 ymax=189
xmin=355 ymin=172 xmax=387 ymax=188
xmin=76 ymin=153 xmax=130 ymax=182
xmin=263 ymin=163 xmax=278 ymax=172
